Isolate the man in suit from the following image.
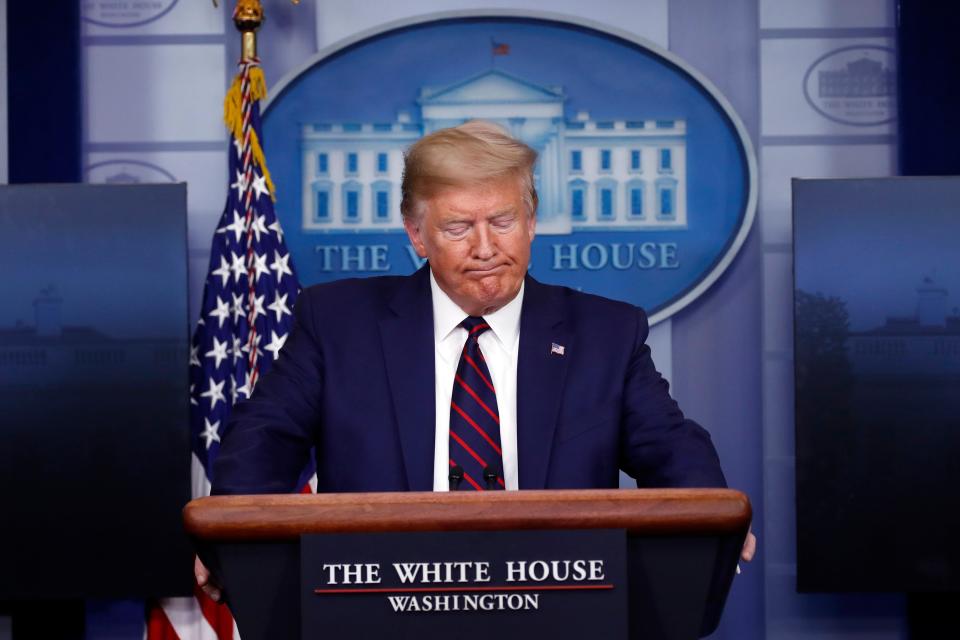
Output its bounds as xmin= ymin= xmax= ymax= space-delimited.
xmin=200 ymin=120 xmax=753 ymax=598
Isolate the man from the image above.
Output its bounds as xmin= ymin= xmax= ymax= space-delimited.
xmin=200 ymin=121 xmax=754 ymax=598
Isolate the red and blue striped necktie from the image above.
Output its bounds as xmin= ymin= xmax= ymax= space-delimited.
xmin=449 ymin=316 xmax=505 ymax=490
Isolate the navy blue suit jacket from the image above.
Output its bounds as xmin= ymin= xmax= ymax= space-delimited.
xmin=212 ymin=265 xmax=726 ymax=494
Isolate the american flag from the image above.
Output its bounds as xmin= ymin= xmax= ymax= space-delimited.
xmin=146 ymin=56 xmax=309 ymax=640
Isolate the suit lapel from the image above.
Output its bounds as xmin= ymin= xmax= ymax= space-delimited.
xmin=517 ymin=276 xmax=571 ymax=489
xmin=379 ymin=266 xmax=435 ymax=491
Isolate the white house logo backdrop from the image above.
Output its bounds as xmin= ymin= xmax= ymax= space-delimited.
xmin=263 ymin=16 xmax=756 ymax=322
xmin=803 ymin=45 xmax=896 ymax=127
xmin=81 ymin=0 xmax=180 ymax=28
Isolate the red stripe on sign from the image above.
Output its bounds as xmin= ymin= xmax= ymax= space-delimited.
xmin=315 ymin=584 xmax=615 ymax=594
xmin=451 ymin=402 xmax=502 ymax=455
xmin=455 ymin=374 xmax=499 ymax=423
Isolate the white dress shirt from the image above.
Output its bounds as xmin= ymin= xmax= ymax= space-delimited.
xmin=430 ymin=270 xmax=523 ymax=491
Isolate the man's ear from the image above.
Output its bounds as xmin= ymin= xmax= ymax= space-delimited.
xmin=403 ymin=215 xmax=428 ymax=258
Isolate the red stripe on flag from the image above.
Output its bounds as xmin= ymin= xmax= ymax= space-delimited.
xmin=196 ymin=585 xmax=235 ymax=639
xmin=145 ymin=603 xmax=180 ymax=640
xmin=451 ymin=401 xmax=502 ymax=455
xmin=455 ymin=374 xmax=499 ymax=423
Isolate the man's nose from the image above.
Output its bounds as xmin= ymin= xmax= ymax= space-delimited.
xmin=472 ymin=224 xmax=496 ymax=259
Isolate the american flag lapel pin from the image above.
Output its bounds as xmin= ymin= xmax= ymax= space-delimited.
xmin=550 ymin=342 xmax=565 ymax=356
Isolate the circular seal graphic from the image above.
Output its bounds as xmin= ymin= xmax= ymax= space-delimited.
xmin=803 ymin=45 xmax=897 ymax=126
xmin=262 ymin=12 xmax=756 ymax=324
xmin=81 ymin=0 xmax=180 ymax=28
xmin=85 ymin=160 xmax=177 ymax=184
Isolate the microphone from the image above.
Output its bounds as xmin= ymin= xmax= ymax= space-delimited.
xmin=483 ymin=465 xmax=501 ymax=490
xmin=449 ymin=464 xmax=464 ymax=491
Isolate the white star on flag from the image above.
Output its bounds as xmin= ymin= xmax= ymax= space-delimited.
xmin=189 ymin=344 xmax=201 ymax=368
xmin=200 ymin=418 xmax=221 ymax=449
xmin=252 ymin=252 xmax=270 ymax=283
xmin=218 ymin=210 xmax=247 ymax=244
xmin=211 ymin=255 xmax=232 ymax=287
xmin=250 ymin=213 xmax=269 ymax=242
xmin=230 ymin=293 xmax=246 ymax=323
xmin=250 ymin=293 xmax=267 ymax=319
xmin=241 ymin=333 xmax=263 ymax=358
xmin=270 ymin=250 xmax=293 ymax=284
xmin=209 ymin=296 xmax=230 ymax=328
xmin=230 ymin=170 xmax=248 ymax=200
xmin=251 ymin=173 xmax=270 ymax=201
xmin=231 ymin=335 xmax=244 ymax=364
xmin=204 ymin=337 xmax=230 ymax=369
xmin=236 ymin=371 xmax=254 ymax=400
xmin=200 ymin=377 xmax=226 ymax=410
xmin=267 ymin=291 xmax=291 ymax=322
xmin=230 ymin=251 xmax=247 ymax=282
xmin=265 ymin=330 xmax=288 ymax=360
xmin=268 ymin=219 xmax=284 ymax=242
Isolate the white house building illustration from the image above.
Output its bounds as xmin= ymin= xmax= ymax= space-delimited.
xmin=300 ymin=69 xmax=687 ymax=234
xmin=0 ymin=287 xmax=184 ymax=387
xmin=848 ymin=276 xmax=960 ymax=376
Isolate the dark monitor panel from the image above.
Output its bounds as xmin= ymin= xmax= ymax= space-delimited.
xmin=0 ymin=184 xmax=193 ymax=599
xmin=793 ymin=177 xmax=960 ymax=592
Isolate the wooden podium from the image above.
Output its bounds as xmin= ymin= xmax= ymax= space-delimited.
xmin=185 ymin=489 xmax=750 ymax=640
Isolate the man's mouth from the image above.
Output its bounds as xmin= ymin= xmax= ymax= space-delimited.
xmin=465 ymin=264 xmax=506 ymax=275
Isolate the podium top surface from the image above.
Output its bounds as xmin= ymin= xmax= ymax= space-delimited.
xmin=184 ymin=489 xmax=751 ymax=541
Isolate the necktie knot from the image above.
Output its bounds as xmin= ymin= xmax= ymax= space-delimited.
xmin=460 ymin=316 xmax=491 ymax=337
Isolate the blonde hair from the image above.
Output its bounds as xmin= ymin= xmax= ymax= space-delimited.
xmin=400 ymin=120 xmax=539 ymax=221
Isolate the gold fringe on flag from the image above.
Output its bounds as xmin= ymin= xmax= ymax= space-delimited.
xmin=223 ymin=65 xmax=276 ymax=200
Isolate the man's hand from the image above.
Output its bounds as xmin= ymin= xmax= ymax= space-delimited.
xmin=740 ymin=527 xmax=757 ymax=562
xmin=195 ymin=555 xmax=222 ymax=602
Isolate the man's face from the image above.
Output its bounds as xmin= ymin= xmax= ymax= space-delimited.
xmin=404 ymin=178 xmax=536 ymax=316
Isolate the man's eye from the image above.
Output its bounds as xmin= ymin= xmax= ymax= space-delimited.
xmin=445 ymin=225 xmax=469 ymax=236
xmin=491 ymin=216 xmax=515 ymax=230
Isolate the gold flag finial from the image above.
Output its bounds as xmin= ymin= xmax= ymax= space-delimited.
xmin=233 ymin=0 xmax=264 ymax=60
xmin=212 ymin=1 xmax=299 ymax=11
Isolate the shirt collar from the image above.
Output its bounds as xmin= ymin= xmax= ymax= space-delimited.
xmin=430 ymin=268 xmax=524 ymax=356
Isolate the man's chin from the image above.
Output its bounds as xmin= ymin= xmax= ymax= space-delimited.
xmin=460 ymin=280 xmax=521 ymax=315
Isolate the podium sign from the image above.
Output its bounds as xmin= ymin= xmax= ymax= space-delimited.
xmin=301 ymin=529 xmax=628 ymax=639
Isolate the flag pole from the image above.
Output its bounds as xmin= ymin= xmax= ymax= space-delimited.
xmin=147 ymin=2 xmax=310 ymax=637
